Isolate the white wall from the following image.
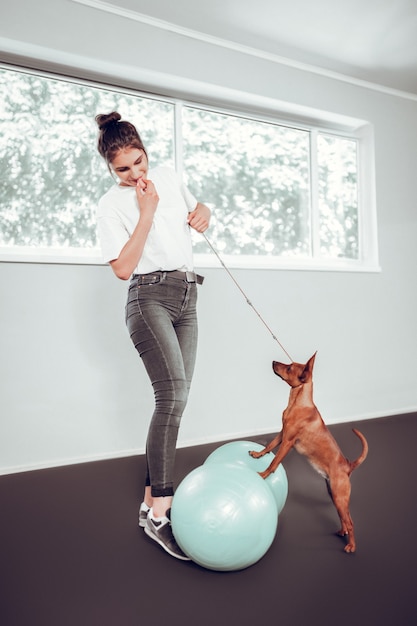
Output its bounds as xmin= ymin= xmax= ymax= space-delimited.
xmin=1 ymin=0 xmax=417 ymax=473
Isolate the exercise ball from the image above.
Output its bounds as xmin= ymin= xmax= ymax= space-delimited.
xmin=205 ymin=440 xmax=288 ymax=514
xmin=171 ymin=463 xmax=278 ymax=571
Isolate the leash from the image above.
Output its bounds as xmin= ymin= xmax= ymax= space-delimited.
xmin=201 ymin=232 xmax=293 ymax=362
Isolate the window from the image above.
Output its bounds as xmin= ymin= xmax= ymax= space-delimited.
xmin=0 ymin=65 xmax=378 ymax=270
xmin=181 ymin=106 xmax=310 ymax=259
xmin=317 ymin=133 xmax=358 ymax=259
xmin=0 ymin=67 xmax=174 ymax=260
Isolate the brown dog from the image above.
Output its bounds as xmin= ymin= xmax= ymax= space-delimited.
xmin=249 ymin=353 xmax=368 ymax=553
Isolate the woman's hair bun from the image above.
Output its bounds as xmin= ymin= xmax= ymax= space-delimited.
xmin=95 ymin=111 xmax=147 ymax=163
xmin=95 ymin=111 xmax=122 ymax=130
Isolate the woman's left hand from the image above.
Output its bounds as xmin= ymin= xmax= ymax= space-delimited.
xmin=188 ymin=203 xmax=211 ymax=233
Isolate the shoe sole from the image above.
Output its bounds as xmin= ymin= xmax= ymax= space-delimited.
xmin=144 ymin=525 xmax=191 ymax=561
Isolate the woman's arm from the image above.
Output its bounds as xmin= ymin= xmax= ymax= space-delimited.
xmin=110 ymin=179 xmax=159 ymax=280
xmin=187 ymin=202 xmax=211 ymax=233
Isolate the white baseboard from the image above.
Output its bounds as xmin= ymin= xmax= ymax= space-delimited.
xmin=1 ymin=407 xmax=415 ymax=476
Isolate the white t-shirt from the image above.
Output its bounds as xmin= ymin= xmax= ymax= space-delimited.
xmin=97 ymin=166 xmax=198 ymax=275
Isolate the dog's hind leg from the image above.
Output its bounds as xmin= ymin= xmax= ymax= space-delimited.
xmin=329 ymin=476 xmax=356 ymax=553
xmin=325 ymin=478 xmax=334 ymax=502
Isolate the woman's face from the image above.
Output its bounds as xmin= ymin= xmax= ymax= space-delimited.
xmin=111 ymin=147 xmax=148 ymax=187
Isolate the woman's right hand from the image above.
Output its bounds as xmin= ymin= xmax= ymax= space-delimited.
xmin=136 ymin=178 xmax=159 ymax=220
xmin=110 ymin=178 xmax=158 ymax=280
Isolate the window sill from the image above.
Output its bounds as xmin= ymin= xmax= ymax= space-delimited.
xmin=0 ymin=247 xmax=380 ymax=273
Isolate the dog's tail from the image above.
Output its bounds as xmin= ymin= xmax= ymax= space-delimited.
xmin=348 ymin=429 xmax=368 ymax=473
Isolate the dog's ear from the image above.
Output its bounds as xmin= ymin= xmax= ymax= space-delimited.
xmin=300 ymin=352 xmax=317 ymax=383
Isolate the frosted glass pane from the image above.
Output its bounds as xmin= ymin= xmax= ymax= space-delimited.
xmin=182 ymin=107 xmax=310 ymax=257
xmin=318 ymin=134 xmax=358 ymax=259
xmin=0 ymin=69 xmax=174 ymax=248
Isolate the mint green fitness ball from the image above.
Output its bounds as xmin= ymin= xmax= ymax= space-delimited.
xmin=171 ymin=463 xmax=278 ymax=571
xmin=205 ymin=440 xmax=288 ymax=514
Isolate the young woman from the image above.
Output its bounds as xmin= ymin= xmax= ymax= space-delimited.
xmin=96 ymin=111 xmax=211 ymax=560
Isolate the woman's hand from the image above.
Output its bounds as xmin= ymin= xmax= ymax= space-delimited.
xmin=136 ymin=178 xmax=159 ymax=220
xmin=188 ymin=203 xmax=211 ymax=233
xmin=110 ymin=178 xmax=157 ymax=280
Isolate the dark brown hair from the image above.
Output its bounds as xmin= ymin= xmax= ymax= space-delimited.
xmin=95 ymin=111 xmax=148 ymax=165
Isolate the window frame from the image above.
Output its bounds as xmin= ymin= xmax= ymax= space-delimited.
xmin=0 ymin=63 xmax=380 ymax=273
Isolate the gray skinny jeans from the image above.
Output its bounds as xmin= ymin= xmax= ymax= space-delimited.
xmin=126 ymin=271 xmax=199 ymax=497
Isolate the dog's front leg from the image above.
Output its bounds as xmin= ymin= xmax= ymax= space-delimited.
xmin=249 ymin=431 xmax=283 ymax=459
xmin=258 ymin=439 xmax=293 ymax=479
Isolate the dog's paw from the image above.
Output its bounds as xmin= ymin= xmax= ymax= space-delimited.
xmin=248 ymin=450 xmax=261 ymax=459
xmin=258 ymin=470 xmax=270 ymax=480
xmin=344 ymin=543 xmax=356 ymax=553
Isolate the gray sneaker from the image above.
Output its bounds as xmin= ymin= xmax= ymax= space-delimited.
xmin=139 ymin=502 xmax=150 ymax=528
xmin=144 ymin=514 xmax=191 ymax=561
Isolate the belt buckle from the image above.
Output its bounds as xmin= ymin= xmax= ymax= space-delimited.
xmin=185 ymin=271 xmax=195 ymax=283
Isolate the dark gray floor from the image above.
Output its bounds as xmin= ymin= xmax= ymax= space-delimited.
xmin=1 ymin=413 xmax=416 ymax=626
